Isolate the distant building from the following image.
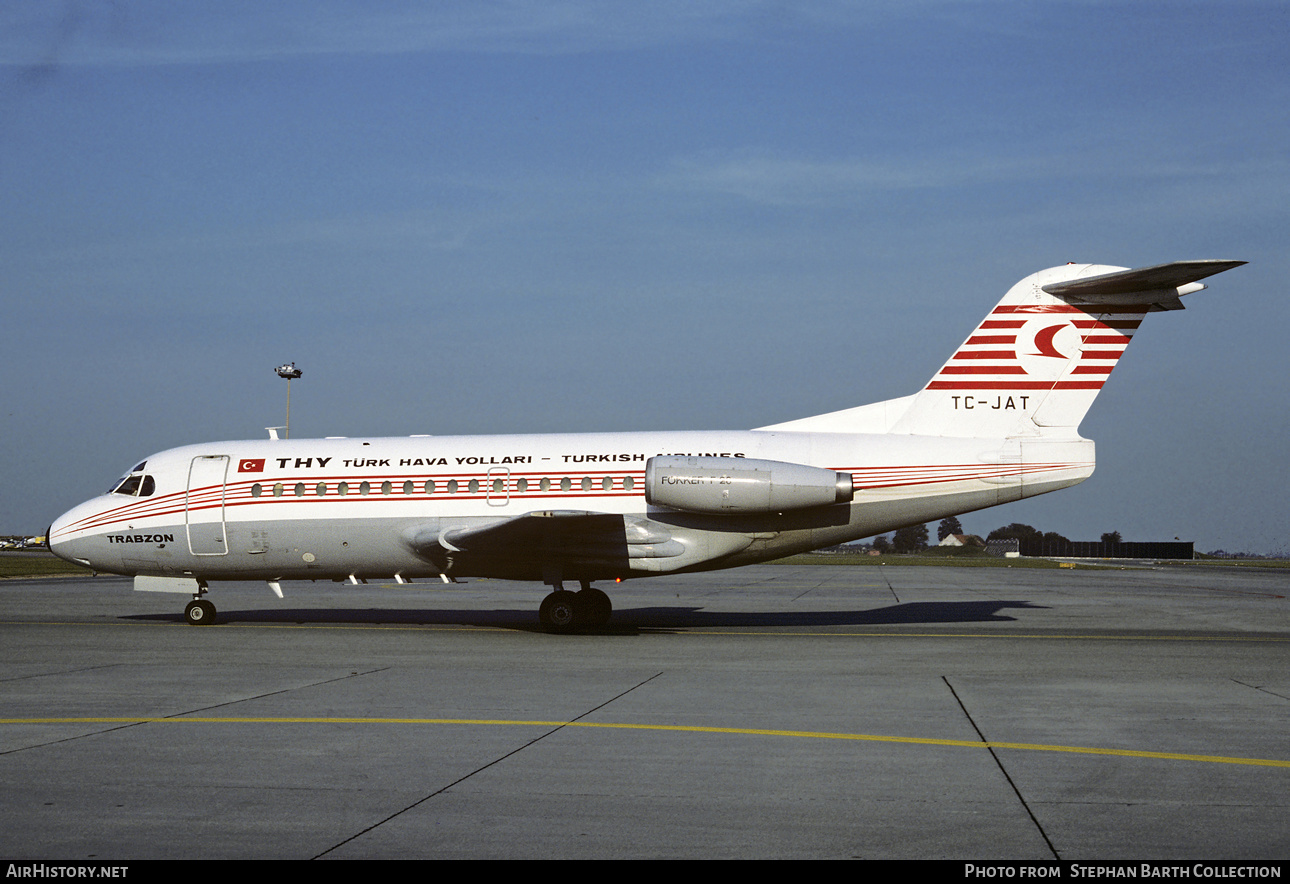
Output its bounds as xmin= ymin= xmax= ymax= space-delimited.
xmin=986 ymin=538 xmax=1021 ymax=558
xmin=938 ymin=534 xmax=985 ymax=548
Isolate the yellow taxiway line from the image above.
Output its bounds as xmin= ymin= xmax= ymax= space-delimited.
xmin=3 ymin=716 xmax=1287 ymax=769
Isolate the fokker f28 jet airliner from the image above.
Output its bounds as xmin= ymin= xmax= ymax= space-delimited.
xmin=49 ymin=260 xmax=1244 ymax=631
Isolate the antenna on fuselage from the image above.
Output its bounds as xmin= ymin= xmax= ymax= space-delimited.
xmin=273 ymin=362 xmax=302 ymax=439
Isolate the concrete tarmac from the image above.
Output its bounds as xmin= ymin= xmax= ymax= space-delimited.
xmin=1 ymin=562 xmax=1287 ymax=860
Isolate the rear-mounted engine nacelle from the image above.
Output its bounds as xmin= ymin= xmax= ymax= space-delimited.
xmin=645 ymin=455 xmax=853 ymax=515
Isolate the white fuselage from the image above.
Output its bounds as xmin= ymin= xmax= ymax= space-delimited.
xmin=49 ymin=429 xmax=1093 ymax=584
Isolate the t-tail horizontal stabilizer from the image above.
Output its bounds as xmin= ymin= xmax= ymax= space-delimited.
xmin=1041 ymin=260 xmax=1247 ymax=310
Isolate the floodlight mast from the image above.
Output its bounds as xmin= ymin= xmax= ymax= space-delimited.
xmin=274 ymin=362 xmax=302 ymax=439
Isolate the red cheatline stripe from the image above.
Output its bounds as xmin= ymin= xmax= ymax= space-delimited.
xmin=1071 ymin=365 xmax=1114 ymax=374
xmin=852 ymin=463 xmax=1091 ymax=491
xmin=938 ymin=366 xmax=1028 ymax=374
xmin=964 ymin=335 xmax=1017 ymax=345
xmin=57 ymin=471 xmax=658 ymax=533
xmin=1079 ymin=334 xmax=1131 ymax=345
xmin=1079 ymin=350 xmax=1124 ymax=360
xmin=978 ymin=320 xmax=1027 ymax=329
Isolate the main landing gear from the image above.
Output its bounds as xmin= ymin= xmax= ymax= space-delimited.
xmin=538 ymin=580 xmax=612 ymax=633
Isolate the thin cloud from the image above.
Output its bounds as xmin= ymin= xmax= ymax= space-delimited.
xmin=659 ymin=143 xmax=1290 ymax=209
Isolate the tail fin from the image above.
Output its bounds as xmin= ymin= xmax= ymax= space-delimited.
xmin=759 ymin=260 xmax=1243 ymax=437
xmin=887 ymin=260 xmax=1244 ymax=437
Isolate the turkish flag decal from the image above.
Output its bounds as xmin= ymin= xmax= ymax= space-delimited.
xmin=238 ymin=458 xmax=266 ymax=473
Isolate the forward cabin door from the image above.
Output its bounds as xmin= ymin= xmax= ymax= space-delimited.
xmin=186 ymin=455 xmax=230 ymax=555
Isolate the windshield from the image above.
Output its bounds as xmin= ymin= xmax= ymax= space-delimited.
xmin=108 ymin=462 xmax=155 ymax=497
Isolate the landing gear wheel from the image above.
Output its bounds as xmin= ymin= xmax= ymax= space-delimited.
xmin=184 ymin=599 xmax=216 ymax=626
xmin=539 ymin=590 xmax=579 ymax=633
xmin=575 ymin=587 xmax=612 ymax=627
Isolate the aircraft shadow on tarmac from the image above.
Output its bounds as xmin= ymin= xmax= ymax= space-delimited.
xmin=125 ymin=599 xmax=1046 ymax=634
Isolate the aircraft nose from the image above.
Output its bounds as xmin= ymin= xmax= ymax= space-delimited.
xmin=48 ymin=508 xmax=89 ymax=566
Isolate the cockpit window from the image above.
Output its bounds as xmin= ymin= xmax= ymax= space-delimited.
xmin=109 ymin=463 xmax=155 ymax=497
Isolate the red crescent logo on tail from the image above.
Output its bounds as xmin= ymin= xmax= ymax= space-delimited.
xmin=1031 ymin=324 xmax=1068 ymax=359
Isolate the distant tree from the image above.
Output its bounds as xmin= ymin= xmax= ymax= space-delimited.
xmin=1036 ymin=531 xmax=1071 ymax=555
xmin=987 ymin=523 xmax=1040 ymax=542
xmin=872 ymin=534 xmax=892 ymax=554
xmin=1101 ymin=531 xmax=1122 ymax=545
xmin=892 ymin=523 xmax=929 ymax=553
xmin=937 ymin=516 xmax=964 ymax=542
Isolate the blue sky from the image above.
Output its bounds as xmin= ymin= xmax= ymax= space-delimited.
xmin=2 ymin=1 xmax=1286 ymax=553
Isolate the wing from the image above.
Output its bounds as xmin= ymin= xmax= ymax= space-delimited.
xmin=405 ymin=510 xmax=685 ymax=565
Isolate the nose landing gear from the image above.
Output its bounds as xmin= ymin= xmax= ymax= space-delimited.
xmin=184 ymin=598 xmax=216 ymax=625
xmin=182 ymin=580 xmax=216 ymax=625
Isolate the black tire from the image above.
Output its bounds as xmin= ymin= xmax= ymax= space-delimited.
xmin=575 ymin=587 xmax=612 ymax=627
xmin=539 ymin=590 xmax=579 ymax=632
xmin=184 ymin=599 xmax=216 ymax=626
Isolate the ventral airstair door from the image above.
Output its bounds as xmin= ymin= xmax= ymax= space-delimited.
xmin=186 ymin=455 xmax=229 ymax=555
